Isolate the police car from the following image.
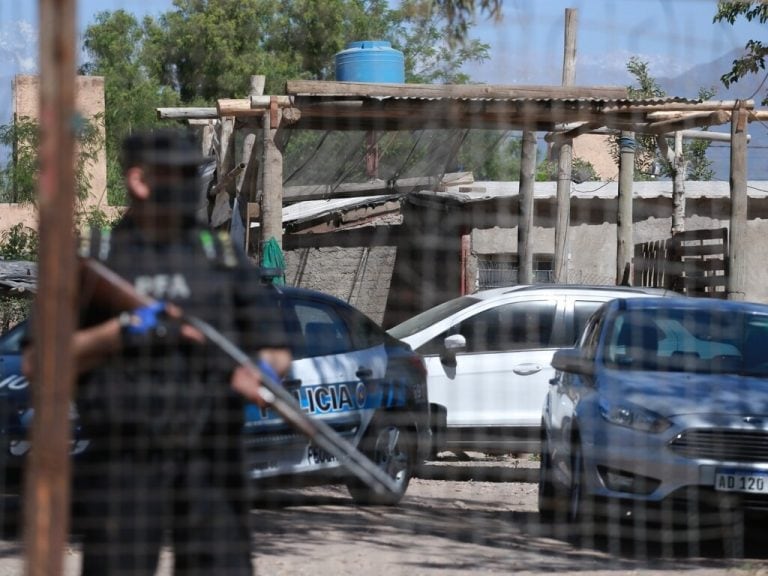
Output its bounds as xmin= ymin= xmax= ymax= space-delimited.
xmin=0 ymin=286 xmax=431 ymax=506
xmin=244 ymin=284 xmax=430 ymax=504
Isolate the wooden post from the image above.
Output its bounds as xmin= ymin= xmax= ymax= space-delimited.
xmin=201 ymin=121 xmax=215 ymax=156
xmin=261 ymin=99 xmax=284 ymax=253
xmin=241 ymin=76 xmax=265 ymax=253
xmin=616 ymin=131 xmax=635 ymax=284
xmin=728 ymin=105 xmax=748 ymax=300
xmin=553 ymin=7 xmax=577 ymax=283
xmin=671 ymin=131 xmax=687 ymax=235
xmin=518 ymin=130 xmax=537 ymax=284
xmin=209 ymin=116 xmax=236 ymax=227
xmin=239 ymin=76 xmax=265 ymax=198
xmin=26 ymin=1 xmax=77 ymax=575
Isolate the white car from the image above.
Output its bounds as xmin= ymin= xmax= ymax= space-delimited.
xmin=388 ymin=285 xmax=671 ymax=455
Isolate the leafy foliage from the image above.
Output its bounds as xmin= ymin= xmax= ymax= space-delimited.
xmin=0 ymin=118 xmax=39 ymax=203
xmin=0 ymin=116 xmax=105 ymax=204
xmin=80 ymin=1 xmax=491 ymax=198
xmin=536 ymin=157 xmax=599 ymax=183
xmin=0 ymin=223 xmax=38 ymax=261
xmin=714 ymin=1 xmax=768 ymax=104
xmin=610 ymin=57 xmax=714 ymax=182
xmin=0 ymin=224 xmax=35 ymax=330
xmin=81 ymin=10 xmax=182 ymax=205
xmin=0 ymin=223 xmax=37 ymax=330
xmin=413 ymin=0 xmax=503 ymax=43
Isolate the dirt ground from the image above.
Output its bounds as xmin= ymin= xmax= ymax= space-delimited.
xmin=1 ymin=453 xmax=767 ymax=575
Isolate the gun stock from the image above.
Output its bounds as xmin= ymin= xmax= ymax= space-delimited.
xmin=77 ymin=257 xmax=399 ymax=497
xmin=79 ymin=258 xmax=154 ymax=312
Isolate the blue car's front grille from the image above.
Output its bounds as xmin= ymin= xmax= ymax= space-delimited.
xmin=669 ymin=429 xmax=768 ymax=463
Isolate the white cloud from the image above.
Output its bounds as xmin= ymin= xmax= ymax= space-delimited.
xmin=578 ymin=50 xmax=687 ymax=84
xmin=0 ymin=20 xmax=39 ymax=75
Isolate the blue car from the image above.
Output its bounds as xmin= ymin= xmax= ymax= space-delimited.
xmin=540 ymin=296 xmax=768 ymax=537
xmin=0 ymin=285 xmax=431 ymax=506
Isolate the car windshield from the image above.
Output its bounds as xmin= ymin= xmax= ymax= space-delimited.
xmin=387 ymin=296 xmax=480 ymax=339
xmin=603 ymin=306 xmax=768 ymax=376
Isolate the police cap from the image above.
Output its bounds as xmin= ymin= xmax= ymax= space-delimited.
xmin=121 ymin=129 xmax=209 ymax=171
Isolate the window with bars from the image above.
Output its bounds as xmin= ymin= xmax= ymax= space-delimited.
xmin=477 ymin=254 xmax=554 ymax=289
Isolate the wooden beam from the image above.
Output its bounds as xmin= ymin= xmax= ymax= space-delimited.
xmin=553 ymin=7 xmax=578 ymax=283
xmin=217 ymin=96 xmax=293 ymax=117
xmin=728 ymin=106 xmax=748 ymax=300
xmin=287 ymin=80 xmax=629 ymax=100
xmin=261 ymin=106 xmax=284 ymax=251
xmin=644 ymin=110 xmax=730 ymax=134
xmin=671 ymin=131 xmax=687 ymax=235
xmin=617 ymin=132 xmax=635 ymax=284
xmin=545 ymin=121 xmax=602 ymax=143
xmin=291 ymin=99 xmax=622 ymax=131
xmin=157 ymin=107 xmax=218 ymax=120
xmin=602 ymin=100 xmax=754 ymax=113
xmin=28 ymin=0 xmax=77 ymax=575
xmin=518 ymin=130 xmax=537 ymax=284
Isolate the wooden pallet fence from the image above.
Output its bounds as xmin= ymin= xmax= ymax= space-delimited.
xmin=634 ymin=227 xmax=728 ymax=298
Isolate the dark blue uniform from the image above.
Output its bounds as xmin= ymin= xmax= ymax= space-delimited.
xmin=74 ymin=215 xmax=288 ymax=575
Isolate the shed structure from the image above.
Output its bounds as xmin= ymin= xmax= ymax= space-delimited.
xmin=158 ymin=80 xmax=763 ymax=315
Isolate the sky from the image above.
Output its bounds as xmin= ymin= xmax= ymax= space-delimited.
xmin=1 ymin=0 xmax=764 ymax=89
xmin=0 ymin=0 xmax=766 ymax=175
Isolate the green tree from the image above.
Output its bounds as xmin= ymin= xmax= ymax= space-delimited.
xmin=714 ymin=1 xmax=768 ymax=105
xmin=81 ymin=1 xmax=491 ymax=199
xmin=0 ymin=116 xmax=105 ymax=204
xmin=412 ymin=0 xmax=503 ymax=42
xmin=611 ymin=57 xmax=714 ymax=181
xmin=454 ymin=131 xmax=521 ymax=180
xmin=80 ymin=10 xmax=182 ymax=204
xmin=536 ymin=157 xmax=598 ymax=183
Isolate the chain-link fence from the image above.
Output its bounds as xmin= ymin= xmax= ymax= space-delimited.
xmin=3 ymin=0 xmax=768 ymax=574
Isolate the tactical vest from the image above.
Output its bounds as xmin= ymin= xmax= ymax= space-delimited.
xmin=77 ymin=223 xmax=245 ymax=452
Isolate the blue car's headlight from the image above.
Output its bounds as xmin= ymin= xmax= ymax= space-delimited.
xmin=598 ymin=397 xmax=671 ymax=433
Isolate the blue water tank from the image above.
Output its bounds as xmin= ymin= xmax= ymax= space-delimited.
xmin=335 ymin=41 xmax=404 ymax=83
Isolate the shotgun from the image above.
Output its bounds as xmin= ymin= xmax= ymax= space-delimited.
xmin=79 ymin=257 xmax=400 ymax=496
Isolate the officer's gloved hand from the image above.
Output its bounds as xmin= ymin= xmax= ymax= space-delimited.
xmin=119 ymin=301 xmax=181 ymax=352
xmin=256 ymin=358 xmax=279 ymax=385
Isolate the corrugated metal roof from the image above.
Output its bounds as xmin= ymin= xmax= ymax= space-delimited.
xmin=281 ymin=194 xmax=399 ymax=224
xmin=415 ymin=180 xmax=768 ymax=202
xmin=252 ymin=181 xmax=768 ymax=228
xmin=372 ymin=96 xmax=701 ymax=106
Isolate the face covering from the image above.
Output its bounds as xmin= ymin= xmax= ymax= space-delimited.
xmin=150 ymin=177 xmax=205 ymax=226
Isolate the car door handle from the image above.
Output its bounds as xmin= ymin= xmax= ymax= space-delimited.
xmin=356 ymin=368 xmax=373 ymax=379
xmin=513 ymin=364 xmax=542 ymax=376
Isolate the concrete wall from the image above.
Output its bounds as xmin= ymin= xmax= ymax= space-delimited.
xmin=572 ymin=133 xmax=617 ymax=180
xmin=2 ymin=75 xmax=109 ymax=235
xmin=469 ymin=196 xmax=768 ymax=303
xmin=285 ymin=190 xmax=768 ymax=327
xmin=284 ymin=245 xmax=397 ymax=324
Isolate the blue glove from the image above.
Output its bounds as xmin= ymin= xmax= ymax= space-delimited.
xmin=120 ymin=301 xmax=166 ymax=335
xmin=257 ymin=358 xmax=279 ymax=383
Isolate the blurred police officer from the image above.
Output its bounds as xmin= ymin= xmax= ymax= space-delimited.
xmin=64 ymin=130 xmax=290 ymax=575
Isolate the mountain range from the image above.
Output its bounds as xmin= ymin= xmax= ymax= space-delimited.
xmin=656 ymin=48 xmax=765 ymax=181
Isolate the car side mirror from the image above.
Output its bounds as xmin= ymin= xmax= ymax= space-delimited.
xmin=551 ymin=348 xmax=594 ymax=377
xmin=440 ymin=334 xmax=466 ymax=366
xmin=444 ymin=334 xmax=466 ymax=352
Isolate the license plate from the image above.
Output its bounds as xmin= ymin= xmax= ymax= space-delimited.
xmin=307 ymin=443 xmax=337 ymax=465
xmin=715 ymin=469 xmax=768 ymax=494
